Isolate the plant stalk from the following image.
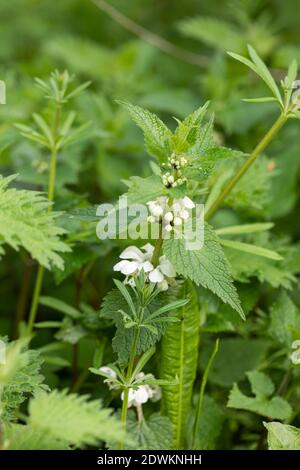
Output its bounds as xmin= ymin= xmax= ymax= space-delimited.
xmin=192 ymin=339 xmax=219 ymax=449
xmin=13 ymin=257 xmax=34 ymax=338
xmin=119 ymin=326 xmax=140 ymax=450
xmin=151 ymin=222 xmax=163 ymax=266
xmin=205 ymin=113 xmax=288 ymax=221
xmin=27 ymin=104 xmax=61 ymax=334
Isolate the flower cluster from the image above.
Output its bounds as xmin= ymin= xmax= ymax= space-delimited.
xmin=121 ymin=373 xmax=161 ymax=408
xmin=162 ymin=153 xmax=188 ymax=188
xmin=290 ymin=340 xmax=300 ymax=365
xmin=99 ymin=367 xmax=161 ymax=408
xmin=113 ymin=243 xmax=176 ymax=291
xmin=147 ymin=196 xmax=195 ymax=232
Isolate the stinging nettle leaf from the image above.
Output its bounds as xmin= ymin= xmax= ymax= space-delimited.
xmin=163 ymin=224 xmax=244 ymax=318
xmin=118 ymin=100 xmax=172 ymax=161
xmin=0 ymin=175 xmax=70 ymax=270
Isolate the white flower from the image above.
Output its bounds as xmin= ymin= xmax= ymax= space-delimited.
xmin=114 ymin=243 xmax=176 ymax=291
xmin=148 ymin=202 xmax=163 ymax=218
xmin=113 ymin=244 xmax=154 ymax=277
xmin=290 ymin=340 xmax=300 ymax=365
xmin=173 ymin=216 xmax=182 ymax=226
xmin=99 ymin=366 xmax=117 ymax=379
xmin=149 ymin=255 xmax=176 ymax=291
xmin=147 ymin=197 xmax=168 ymax=222
xmin=182 ymin=196 xmax=195 ymax=209
xmin=146 ymin=196 xmax=195 ymax=233
xmin=121 ymin=386 xmax=149 ymax=407
xmin=121 ymin=374 xmax=161 ymax=408
xmin=164 ymin=211 xmax=173 ymax=222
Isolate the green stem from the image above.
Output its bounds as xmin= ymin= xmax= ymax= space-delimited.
xmin=119 ymin=326 xmax=140 ymax=450
xmin=175 ymin=314 xmax=185 ymax=449
xmin=27 ymin=264 xmax=45 ymax=333
xmin=13 ymin=256 xmax=33 ymax=338
xmin=151 ymin=222 xmax=163 ymax=266
xmin=47 ymin=148 xmax=58 ymax=206
xmin=192 ymin=339 xmax=219 ymax=449
xmin=27 ymin=104 xmax=61 ymax=334
xmin=205 ymin=113 xmax=288 ymax=221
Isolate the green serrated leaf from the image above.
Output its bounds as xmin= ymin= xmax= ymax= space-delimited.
xmin=163 ymin=224 xmax=244 ymax=318
xmin=27 ymin=389 xmax=123 ymax=447
xmin=118 ymin=100 xmax=172 ymax=161
xmin=269 ymin=291 xmax=300 ymax=346
xmin=264 ymin=422 xmax=300 ymax=450
xmin=0 ymin=175 xmax=70 ymax=270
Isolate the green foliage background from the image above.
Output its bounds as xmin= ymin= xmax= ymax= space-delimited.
xmin=0 ymin=0 xmax=300 ymax=450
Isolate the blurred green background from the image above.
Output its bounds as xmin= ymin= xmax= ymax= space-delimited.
xmin=0 ymin=2 xmax=300 ymax=448
xmin=1 ymin=0 xmax=300 ymax=319
xmin=1 ymin=0 xmax=300 ymax=202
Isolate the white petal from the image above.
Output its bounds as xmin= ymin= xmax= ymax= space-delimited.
xmin=113 ymin=260 xmax=129 ymax=272
xmin=149 ymin=268 xmax=164 ymax=283
xmin=119 ymin=246 xmax=144 ymax=261
xmin=165 ymin=224 xmax=173 ymax=232
xmin=180 ymin=209 xmax=189 ymax=220
xmin=182 ymin=196 xmax=195 ymax=209
xmin=141 ymin=243 xmax=155 ymax=257
xmin=164 ymin=211 xmax=173 ymax=222
xmin=99 ymin=366 xmax=117 ymax=378
xmin=290 ymin=350 xmax=300 ymax=365
xmin=292 ymin=339 xmax=300 ymax=349
xmin=136 ymin=372 xmax=145 ymax=380
xmin=133 ymin=386 xmax=149 ymax=405
xmin=173 ymin=216 xmax=182 ymax=226
xmin=153 ymin=205 xmax=164 ymax=217
xmin=172 ymin=202 xmax=182 ymax=213
xmin=159 ymin=256 xmax=176 ymax=277
xmin=121 ymin=260 xmax=139 ymax=275
xmin=141 ymin=261 xmax=154 ymax=273
xmin=158 ymin=280 xmax=169 ymax=291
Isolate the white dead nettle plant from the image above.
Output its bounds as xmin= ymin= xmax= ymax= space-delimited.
xmin=113 ymin=243 xmax=176 ymax=291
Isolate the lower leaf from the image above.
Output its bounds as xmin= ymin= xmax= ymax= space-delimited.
xmin=160 ymin=281 xmax=199 ymax=449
